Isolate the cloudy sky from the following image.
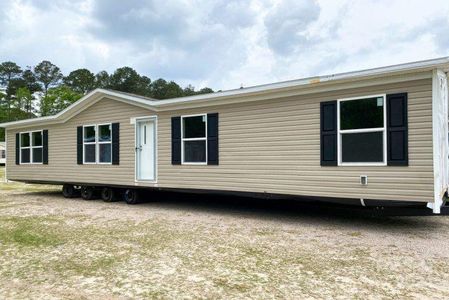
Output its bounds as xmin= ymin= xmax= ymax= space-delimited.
xmin=1 ymin=0 xmax=449 ymax=90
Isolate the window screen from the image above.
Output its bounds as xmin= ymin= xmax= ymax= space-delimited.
xmin=21 ymin=148 xmax=30 ymax=163
xmin=99 ymin=144 xmax=112 ymax=163
xmin=84 ymin=144 xmax=96 ymax=163
xmin=32 ymin=148 xmax=43 ymax=163
xmin=341 ymin=132 xmax=383 ymax=163
xmin=184 ymin=140 xmax=206 ymax=163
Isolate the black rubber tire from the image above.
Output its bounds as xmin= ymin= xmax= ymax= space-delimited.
xmin=62 ymin=184 xmax=78 ymax=198
xmin=124 ymin=189 xmax=140 ymax=205
xmin=101 ymin=187 xmax=119 ymax=202
xmin=81 ymin=186 xmax=96 ymax=200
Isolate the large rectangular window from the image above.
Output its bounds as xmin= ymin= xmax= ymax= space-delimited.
xmin=338 ymin=95 xmax=386 ymax=165
xmin=83 ymin=124 xmax=112 ymax=164
xmin=182 ymin=115 xmax=207 ymax=164
xmin=20 ymin=131 xmax=43 ymax=164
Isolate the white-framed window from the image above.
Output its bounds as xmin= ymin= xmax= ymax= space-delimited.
xmin=83 ymin=125 xmax=96 ymax=164
xmin=98 ymin=124 xmax=112 ymax=164
xmin=181 ymin=114 xmax=207 ymax=164
xmin=20 ymin=130 xmax=43 ymax=164
xmin=1 ymin=149 xmax=5 ymax=159
xmin=337 ymin=94 xmax=387 ymax=166
xmin=83 ymin=123 xmax=112 ymax=164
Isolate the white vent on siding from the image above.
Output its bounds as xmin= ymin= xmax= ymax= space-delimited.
xmin=360 ymin=175 xmax=368 ymax=185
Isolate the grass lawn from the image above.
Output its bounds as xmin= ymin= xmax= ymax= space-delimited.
xmin=1 ymin=166 xmax=449 ymax=299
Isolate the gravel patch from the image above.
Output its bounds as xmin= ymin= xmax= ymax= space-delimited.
xmin=1 ymin=170 xmax=449 ymax=299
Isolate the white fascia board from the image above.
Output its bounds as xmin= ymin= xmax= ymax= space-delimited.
xmin=2 ymin=57 xmax=449 ymax=129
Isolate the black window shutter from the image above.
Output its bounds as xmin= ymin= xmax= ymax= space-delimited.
xmin=387 ymin=93 xmax=408 ymax=166
xmin=43 ymin=130 xmax=48 ymax=165
xmin=171 ymin=117 xmax=181 ymax=165
xmin=320 ymin=101 xmax=338 ymax=166
xmin=207 ymin=113 xmax=219 ymax=165
xmin=15 ymin=133 xmax=20 ymax=165
xmin=77 ymin=126 xmax=83 ymax=165
xmin=112 ymin=123 xmax=120 ymax=165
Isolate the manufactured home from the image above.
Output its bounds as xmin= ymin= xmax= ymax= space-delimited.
xmin=1 ymin=58 xmax=448 ymax=213
xmin=0 ymin=142 xmax=5 ymax=165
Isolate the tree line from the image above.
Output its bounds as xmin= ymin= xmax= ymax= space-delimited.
xmin=0 ymin=60 xmax=214 ymax=140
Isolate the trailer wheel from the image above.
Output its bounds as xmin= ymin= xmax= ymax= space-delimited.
xmin=101 ymin=187 xmax=119 ymax=202
xmin=81 ymin=186 xmax=96 ymax=200
xmin=124 ymin=189 xmax=139 ymax=205
xmin=62 ymin=184 xmax=79 ymax=198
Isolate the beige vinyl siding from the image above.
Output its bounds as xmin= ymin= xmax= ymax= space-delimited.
xmin=6 ymin=78 xmax=434 ymax=202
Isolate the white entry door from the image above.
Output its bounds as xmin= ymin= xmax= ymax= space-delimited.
xmin=136 ymin=120 xmax=155 ymax=181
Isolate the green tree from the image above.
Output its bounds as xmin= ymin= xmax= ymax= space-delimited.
xmin=183 ymin=84 xmax=196 ymax=96
xmin=34 ymin=60 xmax=63 ymax=97
xmin=95 ymin=71 xmax=110 ymax=88
xmin=109 ymin=67 xmax=151 ymax=96
xmin=182 ymin=85 xmax=214 ymax=97
xmin=15 ymin=87 xmax=34 ymax=117
xmin=64 ymin=68 xmax=95 ymax=94
xmin=149 ymin=78 xmax=168 ymax=99
xmin=0 ymin=61 xmax=22 ymax=120
xmin=22 ymin=68 xmax=42 ymax=94
xmin=149 ymin=79 xmax=184 ymax=99
xmin=164 ymin=81 xmax=184 ymax=99
xmin=41 ymin=86 xmax=83 ymax=116
xmin=197 ymin=87 xmax=214 ymax=95
xmin=0 ymin=62 xmax=22 ymax=86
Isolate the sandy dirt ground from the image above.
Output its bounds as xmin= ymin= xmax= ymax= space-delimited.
xmin=1 ymin=170 xmax=449 ymax=299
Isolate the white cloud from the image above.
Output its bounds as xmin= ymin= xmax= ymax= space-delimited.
xmin=0 ymin=0 xmax=448 ymax=90
xmin=264 ymin=0 xmax=321 ymax=55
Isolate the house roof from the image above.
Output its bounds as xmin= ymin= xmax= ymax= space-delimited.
xmin=1 ymin=56 xmax=449 ymax=129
